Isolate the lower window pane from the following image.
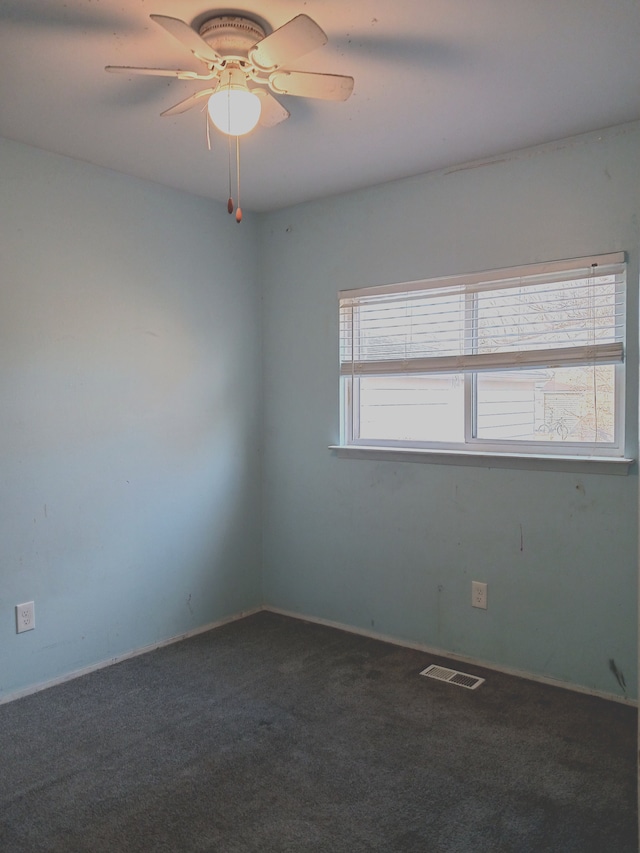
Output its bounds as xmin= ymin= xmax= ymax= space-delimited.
xmin=475 ymin=366 xmax=616 ymax=443
xmin=357 ymin=374 xmax=465 ymax=443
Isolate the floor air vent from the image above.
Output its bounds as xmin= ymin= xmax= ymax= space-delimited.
xmin=420 ymin=664 xmax=484 ymax=690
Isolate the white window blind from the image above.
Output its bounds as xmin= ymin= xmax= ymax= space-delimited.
xmin=339 ymin=253 xmax=626 ymax=456
xmin=340 ymin=254 xmax=625 ymax=377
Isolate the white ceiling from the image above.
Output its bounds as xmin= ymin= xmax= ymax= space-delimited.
xmin=1 ymin=1 xmax=639 ymax=212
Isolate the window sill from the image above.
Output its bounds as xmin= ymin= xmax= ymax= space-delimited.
xmin=328 ymin=445 xmax=635 ymax=475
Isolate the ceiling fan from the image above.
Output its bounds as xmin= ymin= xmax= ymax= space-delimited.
xmin=106 ymin=11 xmax=353 ymax=220
xmin=106 ymin=12 xmax=354 ymax=130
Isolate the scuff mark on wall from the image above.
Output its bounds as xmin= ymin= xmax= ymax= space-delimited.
xmin=519 ymin=524 xmax=524 ymax=552
xmin=608 ymin=658 xmax=626 ymax=693
xmin=186 ymin=594 xmax=194 ymax=615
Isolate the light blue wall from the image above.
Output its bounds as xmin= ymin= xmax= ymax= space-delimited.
xmin=0 ymin=139 xmax=262 ymax=700
xmin=2 ymin=124 xmax=638 ymax=703
xmin=260 ymin=123 xmax=640 ymax=699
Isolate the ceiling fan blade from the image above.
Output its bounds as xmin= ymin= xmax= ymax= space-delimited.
xmin=160 ymin=87 xmax=218 ymax=117
xmin=269 ymin=71 xmax=354 ymax=101
xmin=249 ymin=14 xmax=327 ymax=70
xmin=255 ymin=90 xmax=290 ymax=128
xmin=150 ymin=14 xmax=221 ymax=65
xmin=105 ymin=65 xmax=211 ymax=81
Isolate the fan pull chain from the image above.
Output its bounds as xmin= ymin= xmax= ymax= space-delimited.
xmin=225 ymin=72 xmax=235 ymax=215
xmin=218 ymin=69 xmax=242 ymax=222
xmin=235 ymin=136 xmax=242 ymax=223
xmin=227 ymin=131 xmax=234 ymax=214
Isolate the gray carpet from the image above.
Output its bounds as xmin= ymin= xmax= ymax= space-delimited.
xmin=0 ymin=611 xmax=636 ymax=852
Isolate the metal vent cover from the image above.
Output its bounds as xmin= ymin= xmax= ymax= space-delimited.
xmin=420 ymin=664 xmax=484 ymax=690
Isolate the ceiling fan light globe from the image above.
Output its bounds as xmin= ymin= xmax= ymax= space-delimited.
xmin=208 ymin=89 xmax=262 ymax=136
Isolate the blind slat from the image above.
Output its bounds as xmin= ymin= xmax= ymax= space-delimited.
xmin=340 ymin=341 xmax=623 ymax=376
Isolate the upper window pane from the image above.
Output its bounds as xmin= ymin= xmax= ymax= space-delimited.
xmin=476 ymin=275 xmax=622 ymax=355
xmin=341 ymin=290 xmax=466 ymax=365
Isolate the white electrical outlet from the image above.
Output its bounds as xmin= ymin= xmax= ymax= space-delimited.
xmin=16 ymin=601 xmax=35 ymax=633
xmin=472 ymin=582 xmax=488 ymax=610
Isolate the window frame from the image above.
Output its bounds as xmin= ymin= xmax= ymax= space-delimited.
xmin=339 ymin=253 xmax=627 ymax=461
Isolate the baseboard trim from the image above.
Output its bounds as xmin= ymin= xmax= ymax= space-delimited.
xmin=3 ymin=603 xmax=634 ymax=708
xmin=0 ymin=606 xmax=263 ymax=706
xmin=263 ymin=605 xmax=637 ymax=707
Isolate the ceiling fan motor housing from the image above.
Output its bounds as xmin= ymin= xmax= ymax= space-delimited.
xmin=199 ymin=16 xmax=266 ymax=57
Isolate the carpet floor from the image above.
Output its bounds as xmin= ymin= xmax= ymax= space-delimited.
xmin=0 ymin=611 xmax=636 ymax=852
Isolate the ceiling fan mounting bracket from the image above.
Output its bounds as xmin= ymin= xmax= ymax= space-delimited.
xmin=198 ymin=15 xmax=266 ymax=57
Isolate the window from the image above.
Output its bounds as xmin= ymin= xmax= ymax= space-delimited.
xmin=339 ymin=253 xmax=626 ymax=458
